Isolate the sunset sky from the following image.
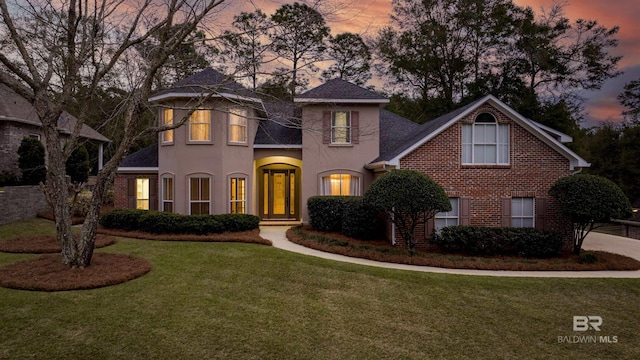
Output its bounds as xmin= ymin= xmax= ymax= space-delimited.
xmin=240 ymin=0 xmax=640 ymax=126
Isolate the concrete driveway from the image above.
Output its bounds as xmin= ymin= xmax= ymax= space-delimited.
xmin=259 ymin=226 xmax=640 ymax=278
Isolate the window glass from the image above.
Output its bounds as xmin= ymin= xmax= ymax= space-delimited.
xmin=162 ymin=109 xmax=174 ymax=143
xmin=162 ymin=177 xmax=173 ymax=212
xmin=230 ymin=177 xmax=246 ymax=214
xmin=512 ymin=198 xmax=534 ymax=228
xmin=190 ymin=177 xmax=211 ymax=215
xmin=435 ymin=198 xmax=459 ymax=232
xmin=229 ymin=109 xmax=247 ymax=143
xmin=331 ymin=111 xmax=351 ymax=144
xmin=136 ymin=178 xmax=149 ymax=210
xmin=321 ymin=174 xmax=360 ymax=196
xmin=462 ymin=113 xmax=509 ymax=165
xmin=190 ymin=110 xmax=211 ymax=141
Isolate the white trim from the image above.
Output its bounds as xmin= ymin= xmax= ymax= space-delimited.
xmin=529 ymin=120 xmax=573 ymax=143
xmin=117 ymin=167 xmax=159 ymax=173
xmin=253 ymin=144 xmax=303 ymax=149
xmin=294 ymin=98 xmax=389 ymax=104
xmin=148 ymin=92 xmax=262 ymax=104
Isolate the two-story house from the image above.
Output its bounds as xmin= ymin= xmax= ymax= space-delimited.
xmin=115 ymin=68 xmax=588 ymax=243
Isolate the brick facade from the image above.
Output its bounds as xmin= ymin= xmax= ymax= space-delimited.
xmin=114 ymin=173 xmax=159 ymax=210
xmin=0 ymin=122 xmax=43 ymax=176
xmin=0 ymin=186 xmax=50 ymax=225
xmin=399 ymin=104 xmax=573 ymax=247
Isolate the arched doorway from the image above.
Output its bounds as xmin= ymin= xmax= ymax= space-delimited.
xmin=258 ymin=163 xmax=301 ymax=221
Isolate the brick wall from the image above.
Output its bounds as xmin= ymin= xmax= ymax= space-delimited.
xmin=114 ymin=173 xmax=159 ymax=209
xmin=0 ymin=186 xmax=50 ymax=225
xmin=399 ymin=104 xmax=574 ymax=248
xmin=0 ymin=122 xmax=43 ymax=176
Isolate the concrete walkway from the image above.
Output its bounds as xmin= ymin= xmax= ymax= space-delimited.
xmin=259 ymin=226 xmax=640 ymax=278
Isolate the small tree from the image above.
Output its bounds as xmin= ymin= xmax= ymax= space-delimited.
xmin=364 ymin=170 xmax=451 ymax=251
xmin=66 ymin=143 xmax=91 ymax=186
xmin=17 ymin=137 xmax=46 ymax=185
xmin=549 ymin=174 xmax=632 ymax=254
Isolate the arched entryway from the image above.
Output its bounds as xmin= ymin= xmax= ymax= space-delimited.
xmin=255 ymin=156 xmax=302 ymax=222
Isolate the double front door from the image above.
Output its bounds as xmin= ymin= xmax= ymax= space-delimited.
xmin=261 ymin=168 xmax=298 ymax=220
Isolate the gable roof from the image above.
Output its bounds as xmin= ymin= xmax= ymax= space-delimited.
xmin=148 ymin=68 xmax=261 ymax=103
xmin=295 ymin=78 xmax=389 ymax=104
xmin=372 ymin=95 xmax=589 ymax=170
xmin=119 ymin=144 xmax=158 ymax=169
xmin=379 ymin=109 xmax=421 ymax=157
xmin=0 ymin=84 xmax=110 ymax=143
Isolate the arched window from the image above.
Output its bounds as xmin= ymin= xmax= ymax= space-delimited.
xmin=462 ymin=113 xmax=509 ymax=164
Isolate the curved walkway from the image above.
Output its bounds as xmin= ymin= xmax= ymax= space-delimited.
xmin=259 ymin=226 xmax=640 ymax=278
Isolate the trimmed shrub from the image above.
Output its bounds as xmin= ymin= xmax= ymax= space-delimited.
xmin=307 ymin=196 xmax=348 ymax=232
xmin=432 ymin=226 xmax=563 ymax=258
xmin=18 ymin=137 xmax=46 ymax=185
xmin=99 ymin=209 xmax=259 ymax=235
xmin=578 ymin=252 xmax=598 ymax=264
xmin=0 ymin=171 xmax=19 ymax=187
xmin=341 ymin=197 xmax=384 ymax=240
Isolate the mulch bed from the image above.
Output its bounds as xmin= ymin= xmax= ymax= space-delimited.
xmin=0 ymin=253 xmax=151 ymax=291
xmin=37 ymin=212 xmax=85 ymax=225
xmin=288 ymin=226 xmax=640 ymax=271
xmin=0 ymin=234 xmax=116 ymax=254
xmin=97 ymin=228 xmax=272 ymax=246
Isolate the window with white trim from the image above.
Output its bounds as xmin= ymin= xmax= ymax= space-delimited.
xmin=321 ymin=174 xmax=360 ymax=196
xmin=189 ymin=177 xmax=210 ymax=215
xmin=162 ymin=108 xmax=174 ymax=143
xmin=435 ymin=198 xmax=459 ymax=232
xmin=229 ymin=109 xmax=248 ymax=144
xmin=331 ymin=111 xmax=351 ymax=144
xmin=230 ymin=177 xmax=246 ymax=214
xmin=189 ymin=110 xmax=211 ymax=141
xmin=162 ymin=177 xmax=173 ymax=212
xmin=512 ymin=197 xmax=534 ymax=228
xmin=136 ymin=178 xmax=150 ymax=210
xmin=462 ymin=113 xmax=509 ymax=165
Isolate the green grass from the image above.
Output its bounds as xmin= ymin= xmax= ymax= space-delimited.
xmin=1 ymin=219 xmax=640 ymax=359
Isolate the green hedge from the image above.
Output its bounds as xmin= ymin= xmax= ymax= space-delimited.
xmin=307 ymin=196 xmax=347 ymax=232
xmin=99 ymin=209 xmax=259 ymax=235
xmin=308 ymin=196 xmax=384 ymax=240
xmin=431 ymin=226 xmax=563 ymax=258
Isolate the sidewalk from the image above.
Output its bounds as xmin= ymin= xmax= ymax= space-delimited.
xmin=259 ymin=226 xmax=640 ymax=278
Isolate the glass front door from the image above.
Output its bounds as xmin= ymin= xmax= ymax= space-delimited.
xmin=262 ymin=168 xmax=298 ymax=220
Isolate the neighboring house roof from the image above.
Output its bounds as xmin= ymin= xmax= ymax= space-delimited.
xmin=0 ymin=84 xmax=110 ymax=143
xmin=295 ymin=78 xmax=390 ymax=104
xmin=148 ymin=68 xmax=262 ymax=103
xmin=254 ymin=101 xmax=302 ymax=147
xmin=118 ymin=144 xmax=158 ymax=170
xmin=371 ymin=95 xmax=589 ymax=170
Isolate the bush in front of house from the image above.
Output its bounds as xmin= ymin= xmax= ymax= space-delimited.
xmin=0 ymin=171 xmax=19 ymax=187
xmin=341 ymin=197 xmax=384 ymax=240
xmin=307 ymin=196 xmax=348 ymax=232
xmin=432 ymin=226 xmax=563 ymax=258
xmin=99 ymin=209 xmax=259 ymax=234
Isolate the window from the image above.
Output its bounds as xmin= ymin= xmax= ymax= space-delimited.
xmin=229 ymin=109 xmax=248 ymax=144
xmin=435 ymin=198 xmax=459 ymax=232
xmin=162 ymin=109 xmax=174 ymax=143
xmin=162 ymin=177 xmax=173 ymax=212
xmin=230 ymin=177 xmax=246 ymax=214
xmin=136 ymin=178 xmax=150 ymax=210
xmin=321 ymin=174 xmax=360 ymax=196
xmin=332 ymin=111 xmax=351 ymax=144
xmin=512 ymin=198 xmax=534 ymax=228
xmin=189 ymin=177 xmax=210 ymax=215
xmin=189 ymin=110 xmax=211 ymax=141
xmin=29 ymin=134 xmax=41 ymax=140
xmin=462 ymin=113 xmax=509 ymax=165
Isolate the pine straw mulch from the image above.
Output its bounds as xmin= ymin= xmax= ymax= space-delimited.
xmin=37 ymin=212 xmax=85 ymax=225
xmin=0 ymin=234 xmax=116 ymax=254
xmin=0 ymin=253 xmax=151 ymax=292
xmin=288 ymin=226 xmax=640 ymax=271
xmin=97 ymin=228 xmax=272 ymax=246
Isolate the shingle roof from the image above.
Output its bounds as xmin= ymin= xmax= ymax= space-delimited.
xmin=119 ymin=144 xmax=158 ymax=168
xmin=378 ymin=109 xmax=421 ymax=158
xmin=150 ymin=68 xmax=260 ymax=101
xmin=295 ymin=78 xmax=389 ymax=103
xmin=0 ymin=84 xmax=110 ymax=142
xmin=254 ymin=101 xmax=302 ymax=146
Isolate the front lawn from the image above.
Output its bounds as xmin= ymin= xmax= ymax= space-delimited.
xmin=1 ymin=219 xmax=639 ymax=359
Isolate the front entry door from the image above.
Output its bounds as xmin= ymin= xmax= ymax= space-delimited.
xmin=262 ymin=169 xmax=297 ymax=220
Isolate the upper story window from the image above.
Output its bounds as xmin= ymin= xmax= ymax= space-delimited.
xmin=332 ymin=111 xmax=351 ymax=144
xmin=321 ymin=174 xmax=361 ymax=196
xmin=189 ymin=109 xmax=211 ymax=142
xmin=229 ymin=109 xmax=248 ymax=144
xmin=462 ymin=113 xmax=509 ymax=165
xmin=162 ymin=108 xmax=174 ymax=143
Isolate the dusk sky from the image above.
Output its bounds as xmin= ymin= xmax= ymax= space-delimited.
xmin=240 ymin=0 xmax=640 ymax=126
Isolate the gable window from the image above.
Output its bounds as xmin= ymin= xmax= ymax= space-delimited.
xmin=162 ymin=177 xmax=174 ymax=212
xmin=189 ymin=177 xmax=210 ymax=215
xmin=230 ymin=177 xmax=246 ymax=214
xmin=189 ymin=110 xmax=211 ymax=141
xmin=332 ymin=111 xmax=351 ymax=144
xmin=162 ymin=108 xmax=174 ymax=143
xmin=136 ymin=178 xmax=150 ymax=210
xmin=435 ymin=198 xmax=459 ymax=232
xmin=512 ymin=197 xmax=534 ymax=228
xmin=321 ymin=174 xmax=360 ymax=196
xmin=462 ymin=113 xmax=509 ymax=165
xmin=229 ymin=109 xmax=248 ymax=144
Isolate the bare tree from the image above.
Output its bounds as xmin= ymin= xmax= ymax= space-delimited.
xmin=0 ymin=0 xmax=227 ymax=267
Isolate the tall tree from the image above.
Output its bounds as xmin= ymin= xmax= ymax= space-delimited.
xmin=0 ymin=0 xmax=226 ymax=267
xmin=321 ymin=32 xmax=371 ymax=85
xmin=220 ymin=10 xmax=271 ymax=91
xmin=619 ymin=78 xmax=640 ymax=124
xmin=270 ymin=2 xmax=330 ymax=97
